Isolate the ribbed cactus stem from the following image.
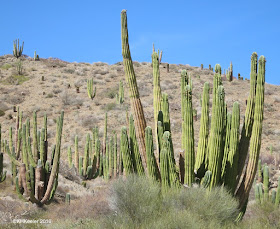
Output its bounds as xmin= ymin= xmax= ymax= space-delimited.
xmin=208 ymin=85 xmax=225 ymax=189
xmin=160 ymin=149 xmax=169 ymax=192
xmin=237 ymin=52 xmax=258 ymax=178
xmin=114 ymin=133 xmax=117 ymax=177
xmin=87 ymin=78 xmax=96 ymax=100
xmin=275 ymin=177 xmax=280 ymax=207
xmin=181 ymin=70 xmax=188 ymax=120
xmin=129 ymin=115 xmax=144 ymax=175
xmin=236 ymin=56 xmax=265 ymax=209
xmin=152 ymin=51 xmax=162 ymax=155
xmin=183 ymin=84 xmax=195 ymax=186
xmin=195 ymin=82 xmax=210 ymax=177
xmin=120 ymin=127 xmax=134 ymax=175
xmin=263 ymin=165 xmax=269 ymax=202
xmin=161 ymin=93 xmax=171 ymax=132
xmin=33 ymin=111 xmax=38 ymax=161
xmin=145 ymin=126 xmax=160 ymax=181
xmin=221 ymin=113 xmax=232 ymax=181
xmin=83 ymin=134 xmax=90 ymax=177
xmin=67 ymin=146 xmax=72 ymax=168
xmin=74 ymin=135 xmax=79 ymax=170
xmin=0 ymin=152 xmax=6 ymax=183
xmin=224 ymin=102 xmax=240 ymax=193
xmin=109 ymin=137 xmax=114 ymax=178
xmin=121 ymin=10 xmax=147 ymax=165
xmin=103 ymin=113 xmax=107 ymax=157
xmin=163 ymin=131 xmax=180 ymax=188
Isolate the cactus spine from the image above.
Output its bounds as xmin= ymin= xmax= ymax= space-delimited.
xmin=121 ymin=10 xmax=147 ymax=165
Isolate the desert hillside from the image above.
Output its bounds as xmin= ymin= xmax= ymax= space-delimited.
xmin=0 ymin=54 xmax=279 ymax=226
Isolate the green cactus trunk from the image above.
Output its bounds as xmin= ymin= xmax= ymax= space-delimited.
xmin=145 ymin=126 xmax=160 ymax=181
xmin=224 ymin=102 xmax=240 ymax=193
xmin=195 ymin=82 xmax=210 ymax=178
xmin=120 ymin=127 xmax=134 ymax=175
xmin=183 ymin=84 xmax=195 ymax=186
xmin=129 ymin=115 xmax=144 ymax=175
xmin=207 ymin=86 xmax=225 ymax=189
xmin=236 ymin=56 xmax=265 ymax=209
xmin=121 ymin=10 xmax=147 ymax=165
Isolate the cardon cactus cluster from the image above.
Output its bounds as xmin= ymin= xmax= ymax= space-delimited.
xmin=5 ymin=108 xmax=64 ymax=205
xmin=255 ymin=162 xmax=280 ymax=207
xmin=226 ymin=62 xmax=233 ymax=81
xmin=13 ymin=39 xmax=24 ymax=59
xmin=121 ymin=10 xmax=266 ymax=217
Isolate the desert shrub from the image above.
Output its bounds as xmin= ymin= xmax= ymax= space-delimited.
xmin=2 ymin=75 xmax=29 ymax=85
xmin=105 ymin=86 xmax=118 ymax=99
xmin=103 ymin=103 xmax=116 ymax=112
xmin=98 ymin=175 xmax=239 ymax=229
xmin=107 ymin=175 xmax=162 ymax=226
xmin=63 ymin=68 xmax=75 ymax=74
xmin=0 ymin=110 xmax=5 ymax=117
xmin=1 ymin=63 xmax=12 ymax=70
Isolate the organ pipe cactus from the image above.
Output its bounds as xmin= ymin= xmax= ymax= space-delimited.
xmin=87 ymin=78 xmax=96 ymax=100
xmin=121 ymin=10 xmax=147 ymax=165
xmin=161 ymin=93 xmax=171 ymax=132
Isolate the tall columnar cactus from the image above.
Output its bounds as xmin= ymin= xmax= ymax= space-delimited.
xmin=221 ymin=112 xmax=232 ymax=181
xmin=0 ymin=152 xmax=6 ymax=183
xmin=183 ymin=85 xmax=195 ymax=186
xmin=207 ymin=86 xmax=225 ymax=189
xmin=120 ymin=127 xmax=134 ymax=175
xmin=129 ymin=115 xmax=145 ymax=176
xmin=161 ymin=93 xmax=171 ymax=132
xmin=236 ymin=56 xmax=265 ymax=209
xmin=195 ymin=82 xmax=210 ymax=177
xmin=263 ymin=165 xmax=269 ymax=201
xmin=74 ymin=135 xmax=79 ymax=170
xmin=162 ymin=131 xmax=180 ymax=188
xmin=116 ymin=80 xmax=125 ymax=104
xmin=152 ymin=51 xmax=162 ymax=154
xmin=87 ymin=78 xmax=96 ymax=100
xmin=181 ymin=70 xmax=188 ymax=119
xmin=121 ymin=10 xmax=147 ymax=165
xmin=224 ymin=102 xmax=240 ymax=193
xmin=237 ymin=52 xmax=258 ymax=178
xmin=13 ymin=39 xmax=24 ymax=58
xmin=275 ymin=177 xmax=280 ymax=207
xmin=113 ymin=133 xmax=118 ymax=177
xmin=145 ymin=126 xmax=160 ymax=181
xmin=160 ymin=149 xmax=169 ymax=192
xmin=103 ymin=113 xmax=107 ymax=158
xmin=109 ymin=136 xmax=114 ymax=178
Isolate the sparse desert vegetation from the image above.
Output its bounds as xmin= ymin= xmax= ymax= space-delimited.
xmin=0 ymin=9 xmax=279 ymax=229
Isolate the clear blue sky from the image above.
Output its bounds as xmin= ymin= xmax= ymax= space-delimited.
xmin=1 ymin=1 xmax=279 ymax=85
